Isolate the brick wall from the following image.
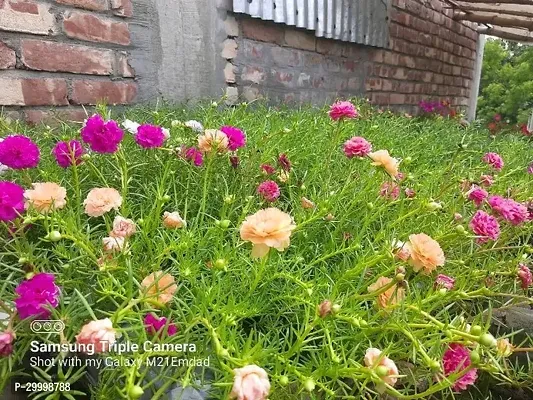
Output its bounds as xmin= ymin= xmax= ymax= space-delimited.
xmin=0 ymin=0 xmax=136 ymax=124
xmin=226 ymin=0 xmax=479 ymax=114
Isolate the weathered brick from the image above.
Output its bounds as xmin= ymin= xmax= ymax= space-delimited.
xmin=71 ymin=80 xmax=137 ymax=104
xmin=0 ymin=42 xmax=16 ymax=69
xmin=0 ymin=2 xmax=57 ymax=35
xmin=296 ymin=72 xmax=311 ymax=88
xmin=316 ymin=38 xmax=343 ymax=57
xmin=240 ymin=17 xmax=284 ymax=45
xmin=63 ymin=12 xmax=130 ymax=45
xmin=25 ymin=109 xmax=88 ymax=126
xmin=110 ymin=0 xmax=132 ymax=17
xmin=0 ymin=78 xmax=68 ymax=106
xmin=221 ymin=39 xmax=237 ymax=59
xmin=22 ymin=40 xmax=114 ymax=75
xmin=224 ymin=62 xmax=236 ymax=83
xmin=271 ymin=47 xmax=301 ymax=67
xmin=116 ymin=52 xmax=134 ymax=77
xmin=272 ymin=69 xmax=294 ymax=88
xmin=225 ymin=86 xmax=238 ymax=105
xmin=224 ymin=14 xmax=238 ymax=37
xmin=56 ymin=0 xmax=107 ymax=11
xmin=389 ymin=93 xmax=406 ymax=105
xmin=284 ymin=28 xmax=316 ymax=51
xmin=241 ymin=65 xmax=265 ymax=84
xmin=242 ymin=86 xmax=261 ymax=102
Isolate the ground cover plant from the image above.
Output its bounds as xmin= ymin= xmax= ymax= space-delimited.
xmin=0 ymin=100 xmax=532 ymax=399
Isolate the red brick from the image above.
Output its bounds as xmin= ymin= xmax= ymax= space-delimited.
xmin=56 ymin=0 xmax=107 ymax=11
xmin=25 ymin=109 xmax=88 ymax=126
xmin=240 ymin=17 xmax=284 ymax=45
xmin=9 ymin=0 xmax=38 ymax=14
xmin=63 ymin=12 xmax=130 ymax=45
xmin=0 ymin=42 xmax=15 ymax=69
xmin=71 ymin=80 xmax=137 ymax=104
xmin=21 ymin=79 xmax=68 ymax=106
xmin=111 ymin=0 xmax=132 ymax=17
xmin=117 ymin=52 xmax=134 ymax=77
xmin=21 ymin=40 xmax=114 ymax=75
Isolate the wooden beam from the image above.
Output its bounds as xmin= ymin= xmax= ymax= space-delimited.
xmin=478 ymin=26 xmax=533 ymax=42
xmin=459 ymin=0 xmax=533 ymax=5
xmin=454 ymin=4 xmax=533 ymax=19
xmin=454 ymin=11 xmax=533 ymax=30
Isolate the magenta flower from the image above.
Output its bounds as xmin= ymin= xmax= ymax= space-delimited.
xmin=184 ymin=147 xmax=204 ymax=167
xmin=220 ymin=126 xmax=246 ymax=151
xmin=527 ymin=163 xmax=533 ymax=175
xmin=328 ymin=101 xmax=358 ymax=121
xmin=144 ymin=314 xmax=178 ymax=337
xmin=0 ymin=135 xmax=40 ymax=169
xmin=81 ymin=114 xmax=124 ymax=154
xmin=278 ymin=153 xmax=291 ymax=172
xmin=257 ymin=180 xmax=280 ymax=202
xmin=518 ymin=264 xmax=532 ymax=289
xmin=52 ymin=140 xmax=84 ymax=168
xmin=230 ymin=155 xmax=240 ymax=168
xmin=379 ymin=182 xmax=400 ymax=200
xmin=404 ymin=188 xmax=416 ymax=198
xmin=488 ymin=195 xmax=528 ymax=226
xmin=482 ymin=152 xmax=504 ymax=171
xmin=261 ymin=163 xmax=276 ymax=175
xmin=435 ymin=274 xmax=455 ymax=290
xmin=469 ymin=210 xmax=500 ymax=244
xmin=0 ymin=181 xmax=25 ymax=222
xmin=14 ymin=273 xmax=60 ymax=319
xmin=0 ymin=331 xmax=14 ymax=357
xmin=466 ymin=186 xmax=487 ymax=207
xmin=479 ymin=174 xmax=494 ymax=187
xmin=135 ymin=124 xmax=166 ymax=148
xmin=443 ymin=343 xmax=478 ymax=391
xmin=343 ymin=136 xmax=372 ymax=158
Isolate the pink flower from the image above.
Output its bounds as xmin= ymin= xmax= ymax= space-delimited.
xmin=518 ymin=264 xmax=532 ymax=289
xmin=0 ymin=135 xmax=40 ymax=169
xmin=329 ymin=101 xmax=358 ymax=121
xmin=0 ymin=331 xmax=14 ymax=357
xmin=363 ymin=348 xmax=399 ymax=388
xmin=110 ymin=216 xmax=136 ymax=238
xmin=220 ymin=126 xmax=246 ymax=151
xmin=482 ymin=152 xmax=504 ymax=171
xmin=81 ymin=115 xmax=124 ymax=154
xmin=454 ymin=213 xmax=463 ymax=221
xmin=435 ymin=274 xmax=455 ymax=290
xmin=488 ymin=195 xmax=528 ymax=225
xmin=52 ymin=140 xmax=84 ymax=168
xmin=479 ymin=174 xmax=494 ymax=187
xmin=379 ymin=182 xmax=400 ymax=200
xmin=527 ymin=163 xmax=533 ymax=175
xmin=230 ymin=365 xmax=270 ymax=400
xmin=278 ymin=153 xmax=291 ymax=172
xmin=442 ymin=343 xmax=478 ymax=391
xmin=0 ymin=181 xmax=25 ymax=222
xmin=135 ymin=124 xmax=166 ymax=148
xmin=404 ymin=188 xmax=416 ymax=198
xmin=144 ymin=313 xmax=178 ymax=337
xmin=14 ymin=273 xmax=60 ymax=319
xmin=261 ymin=163 xmax=276 ymax=175
xmin=257 ymin=180 xmax=280 ymax=202
xmin=466 ymin=185 xmax=488 ymax=207
xmin=76 ymin=318 xmax=116 ymax=353
xmin=343 ymin=137 xmax=372 ymax=158
xmin=184 ymin=147 xmax=204 ymax=167
xmin=469 ymin=210 xmax=500 ymax=244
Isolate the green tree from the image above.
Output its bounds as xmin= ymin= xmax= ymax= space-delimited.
xmin=477 ymin=38 xmax=533 ymax=123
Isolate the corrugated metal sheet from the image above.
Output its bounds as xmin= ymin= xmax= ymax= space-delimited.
xmin=233 ymin=0 xmax=390 ymax=48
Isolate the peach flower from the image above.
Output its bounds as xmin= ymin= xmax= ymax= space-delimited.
xmin=140 ymin=271 xmax=177 ymax=305
xmin=230 ymin=365 xmax=270 ymax=400
xmin=368 ymin=150 xmax=400 ymax=178
xmin=110 ymin=216 xmax=136 ymax=238
xmin=364 ymin=348 xmax=399 ymax=389
xmin=102 ymin=236 xmax=125 ymax=253
xmin=75 ymin=318 xmax=116 ymax=353
xmin=301 ymin=197 xmax=315 ymax=209
xmin=240 ymin=208 xmax=296 ymax=258
xmin=198 ymin=129 xmax=229 ymax=153
xmin=162 ymin=211 xmax=186 ymax=229
xmin=392 ymin=239 xmax=410 ymax=261
xmin=405 ymin=233 xmax=445 ymax=274
xmin=367 ymin=276 xmax=405 ymax=309
xmin=24 ymin=182 xmax=67 ymax=213
xmin=84 ymin=188 xmax=122 ymax=217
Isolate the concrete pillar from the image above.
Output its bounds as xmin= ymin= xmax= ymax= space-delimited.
xmin=467 ymin=34 xmax=486 ymax=122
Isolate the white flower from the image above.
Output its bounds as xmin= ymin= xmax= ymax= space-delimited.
xmin=184 ymin=120 xmax=204 ymax=133
xmin=162 ymin=128 xmax=171 ymax=140
xmin=122 ymin=119 xmax=140 ymax=134
xmin=0 ymin=163 xmax=9 ymax=175
xmin=102 ymin=236 xmax=125 ymax=253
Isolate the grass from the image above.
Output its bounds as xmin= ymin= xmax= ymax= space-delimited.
xmin=0 ymin=100 xmax=532 ymax=399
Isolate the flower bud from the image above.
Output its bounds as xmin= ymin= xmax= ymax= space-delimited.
xmin=332 ymin=355 xmax=341 ymax=364
xmin=48 ymin=231 xmax=62 ymax=242
xmin=438 ymin=288 xmax=447 ymax=295
xmin=427 ymin=201 xmax=442 ymax=211
xmin=428 ymin=359 xmax=441 ymax=370
xmin=331 ymin=304 xmax=341 ymax=314
xmin=395 ymin=273 xmax=405 ymax=282
xmin=162 ymin=194 xmax=171 ymax=202
xmin=375 ymin=365 xmax=389 ymax=377
xmin=455 ymin=225 xmax=466 ymax=234
xmin=367 ymin=202 xmax=374 ymax=209
xmin=479 ymin=333 xmax=497 ymax=347
xmin=0 ymin=330 xmax=15 ymax=357
xmin=214 ymin=259 xmax=227 ymax=271
xmin=403 ymin=156 xmax=412 ymax=165
xmin=279 ymin=376 xmax=289 ymax=386
xmin=303 ymin=378 xmax=315 ymax=392
xmin=318 ymin=300 xmax=332 ymax=318
xmin=470 ymin=350 xmax=480 ymax=364
xmin=18 ymin=257 xmax=28 ymax=264
xmin=128 ymin=385 xmax=144 ymax=399
xmin=219 ymin=219 xmax=231 ymax=229
xmin=218 ymin=348 xmax=229 ymax=358
xmin=470 ymin=325 xmax=482 ymax=336
xmin=81 ymin=153 xmax=91 ymax=161
xmin=396 ymin=266 xmax=406 ymax=275
xmin=324 ymin=213 xmax=334 ymax=222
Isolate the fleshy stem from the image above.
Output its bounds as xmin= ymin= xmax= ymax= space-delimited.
xmin=198 ymin=152 xmax=214 ymax=228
